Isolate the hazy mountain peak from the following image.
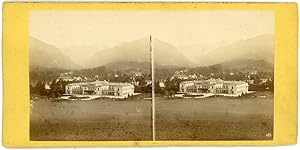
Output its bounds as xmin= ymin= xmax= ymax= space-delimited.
xmin=29 ymin=36 xmax=80 ymax=69
xmin=86 ymin=37 xmax=192 ymax=68
xmin=189 ymin=34 xmax=274 ymax=66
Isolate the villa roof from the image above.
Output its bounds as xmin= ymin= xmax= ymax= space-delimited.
xmin=181 ymin=80 xmax=203 ymax=84
xmin=89 ymin=80 xmax=109 ymax=86
xmin=205 ymin=78 xmax=224 ymax=83
xmin=66 ymin=82 xmax=87 ymax=86
xmin=180 ymin=79 xmax=248 ymax=86
xmin=66 ymin=81 xmax=136 ymax=88
xmin=224 ymin=81 xmax=248 ymax=85
xmin=109 ymin=82 xmax=134 ymax=87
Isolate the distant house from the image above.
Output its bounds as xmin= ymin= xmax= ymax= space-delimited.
xmin=59 ymin=72 xmax=73 ymax=77
xmin=74 ymin=76 xmax=82 ymax=81
xmin=57 ymin=75 xmax=82 ymax=82
xmin=188 ymin=74 xmax=197 ymax=79
xmin=58 ymin=76 xmax=74 ymax=82
xmin=159 ymin=80 xmax=166 ymax=88
xmin=260 ymin=78 xmax=269 ymax=84
xmin=145 ymin=80 xmax=152 ymax=85
xmin=250 ymin=70 xmax=258 ymax=75
xmin=44 ymin=83 xmax=51 ymax=90
xmin=171 ymin=73 xmax=188 ymax=80
xmin=133 ymin=72 xmax=142 ymax=77
xmin=179 ymin=78 xmax=249 ymax=96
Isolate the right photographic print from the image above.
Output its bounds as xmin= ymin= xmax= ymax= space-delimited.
xmin=153 ymin=11 xmax=274 ymax=140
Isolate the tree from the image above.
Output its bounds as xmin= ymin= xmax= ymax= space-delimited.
xmin=266 ymin=78 xmax=274 ymax=92
xmin=30 ymin=83 xmax=39 ymax=95
xmin=143 ymin=84 xmax=152 ymax=94
xmin=138 ymin=77 xmax=147 ymax=87
xmin=164 ymin=77 xmax=172 ymax=90
xmin=35 ymin=80 xmax=48 ymax=96
xmin=164 ymin=77 xmax=182 ymax=96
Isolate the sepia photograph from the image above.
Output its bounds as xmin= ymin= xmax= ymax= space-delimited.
xmin=29 ymin=11 xmax=153 ymax=141
xmin=3 ymin=1 xmax=299 ymax=147
xmin=29 ymin=10 xmax=274 ymax=141
xmin=153 ymin=11 xmax=274 ymax=140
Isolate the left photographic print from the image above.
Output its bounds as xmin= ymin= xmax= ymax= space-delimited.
xmin=29 ymin=11 xmax=153 ymax=141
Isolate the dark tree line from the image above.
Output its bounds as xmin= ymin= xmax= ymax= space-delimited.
xmin=249 ymin=78 xmax=274 ymax=91
xmin=30 ymin=79 xmax=71 ymax=98
xmin=134 ymin=77 xmax=152 ymax=93
xmin=155 ymin=77 xmax=183 ymax=97
xmin=153 ymin=73 xmax=274 ymax=98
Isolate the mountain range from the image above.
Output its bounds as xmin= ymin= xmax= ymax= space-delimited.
xmin=30 ymin=34 xmax=274 ymax=73
xmin=86 ymin=37 xmax=192 ymax=68
xmin=86 ymin=37 xmax=150 ymax=68
xmin=29 ymin=37 xmax=79 ymax=69
xmin=182 ymin=34 xmax=274 ymax=66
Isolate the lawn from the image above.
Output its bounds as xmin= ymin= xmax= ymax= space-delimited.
xmin=30 ymin=92 xmax=273 ymax=141
xmin=155 ymin=91 xmax=274 ymax=140
xmin=30 ymin=99 xmax=152 ymax=141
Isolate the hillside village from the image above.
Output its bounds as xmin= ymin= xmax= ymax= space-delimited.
xmin=30 ymin=70 xmax=152 ymax=100
xmin=155 ymin=65 xmax=273 ymax=97
xmin=30 ymin=35 xmax=273 ymax=100
xmin=30 ymin=58 xmax=273 ymax=100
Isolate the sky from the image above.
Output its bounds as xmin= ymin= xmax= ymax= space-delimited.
xmin=30 ymin=10 xmax=274 ymax=63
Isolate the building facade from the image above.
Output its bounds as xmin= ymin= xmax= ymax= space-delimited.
xmin=179 ymin=79 xmax=249 ymax=96
xmin=65 ymin=81 xmax=134 ymax=98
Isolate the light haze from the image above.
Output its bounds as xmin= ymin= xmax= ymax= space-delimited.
xmin=30 ymin=10 xmax=274 ymax=65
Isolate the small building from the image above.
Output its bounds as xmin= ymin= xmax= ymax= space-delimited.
xmin=74 ymin=76 xmax=82 ymax=81
xmin=159 ymin=80 xmax=166 ymax=88
xmin=224 ymin=81 xmax=249 ymax=95
xmin=57 ymin=76 xmax=74 ymax=82
xmin=81 ymin=80 xmax=109 ymax=95
xmin=171 ymin=73 xmax=188 ymax=80
xmin=65 ymin=83 xmax=86 ymax=95
xmin=145 ymin=80 xmax=152 ymax=85
xmin=103 ymin=83 xmax=134 ymax=98
xmin=188 ymin=74 xmax=198 ymax=79
xmin=179 ymin=81 xmax=198 ymax=93
xmin=260 ymin=78 xmax=269 ymax=84
xmin=44 ymin=83 xmax=51 ymax=90
xmin=133 ymin=71 xmax=143 ymax=77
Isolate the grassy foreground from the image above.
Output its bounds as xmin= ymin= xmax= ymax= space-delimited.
xmin=155 ymin=92 xmax=273 ymax=140
xmin=30 ymin=99 xmax=152 ymax=141
xmin=30 ymin=92 xmax=273 ymax=141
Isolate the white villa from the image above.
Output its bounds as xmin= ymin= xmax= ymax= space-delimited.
xmin=65 ymin=81 xmax=135 ymax=98
xmin=179 ymin=79 xmax=249 ymax=96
